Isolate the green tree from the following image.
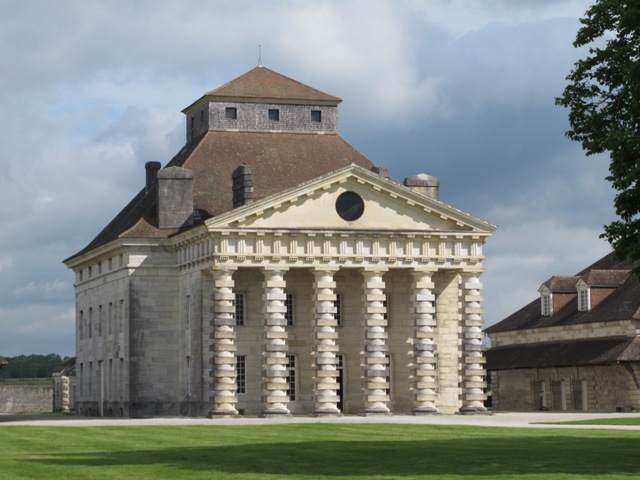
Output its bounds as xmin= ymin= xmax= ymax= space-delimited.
xmin=556 ymin=1 xmax=640 ymax=267
xmin=0 ymin=354 xmax=68 ymax=379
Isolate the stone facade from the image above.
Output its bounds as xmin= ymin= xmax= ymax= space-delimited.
xmin=65 ymin=66 xmax=495 ymax=417
xmin=491 ymin=365 xmax=640 ymax=412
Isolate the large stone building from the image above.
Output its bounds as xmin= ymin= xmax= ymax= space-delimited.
xmin=486 ymin=253 xmax=640 ymax=412
xmin=64 ymin=66 xmax=495 ymax=417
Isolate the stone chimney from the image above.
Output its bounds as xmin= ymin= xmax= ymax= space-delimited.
xmin=232 ymin=164 xmax=254 ymax=208
xmin=371 ymin=166 xmax=389 ymax=178
xmin=403 ymin=173 xmax=440 ymax=200
xmin=156 ymin=166 xmax=194 ymax=229
xmin=145 ymin=161 xmax=161 ymax=193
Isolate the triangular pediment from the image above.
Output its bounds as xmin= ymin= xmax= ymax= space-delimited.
xmin=205 ymin=165 xmax=495 ymax=234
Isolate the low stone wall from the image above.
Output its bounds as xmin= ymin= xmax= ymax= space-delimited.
xmin=0 ymin=385 xmax=53 ymax=413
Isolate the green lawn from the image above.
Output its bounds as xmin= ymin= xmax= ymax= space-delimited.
xmin=545 ymin=417 xmax=640 ymax=426
xmin=1 ymin=423 xmax=639 ymax=479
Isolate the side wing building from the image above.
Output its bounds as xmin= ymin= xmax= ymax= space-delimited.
xmin=486 ymin=253 xmax=640 ymax=412
xmin=64 ymin=66 xmax=495 ymax=417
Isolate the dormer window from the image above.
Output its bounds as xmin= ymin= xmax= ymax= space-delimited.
xmin=541 ymin=293 xmax=553 ymax=316
xmin=311 ymin=110 xmax=322 ymax=122
xmin=577 ymin=280 xmax=591 ymax=311
xmin=538 ymin=285 xmax=553 ymax=316
xmin=268 ymin=109 xmax=279 ymax=121
xmin=225 ymin=107 xmax=237 ymax=120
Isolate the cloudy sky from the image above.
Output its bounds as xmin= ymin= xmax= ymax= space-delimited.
xmin=0 ymin=0 xmax=614 ymax=357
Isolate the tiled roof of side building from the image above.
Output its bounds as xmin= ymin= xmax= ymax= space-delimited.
xmin=485 ymin=252 xmax=640 ymax=334
xmin=486 ymin=336 xmax=640 ymax=370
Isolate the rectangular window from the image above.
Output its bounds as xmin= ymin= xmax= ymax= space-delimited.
xmin=335 ymin=293 xmax=342 ymax=326
xmin=383 ymin=294 xmax=389 ymax=323
xmin=235 ymin=293 xmax=246 ymax=326
xmin=268 ymin=109 xmax=279 ymax=121
xmin=286 ymin=355 xmax=296 ymax=401
xmin=236 ymin=355 xmax=246 ymax=394
xmin=285 ymin=293 xmax=294 ymax=326
xmin=98 ymin=305 xmax=103 ymax=336
xmin=79 ymin=310 xmax=84 ymax=339
xmin=79 ymin=363 xmax=84 ymax=396
xmin=119 ymin=299 xmax=125 ymax=332
xmin=311 ymin=110 xmax=322 ymax=122
xmin=578 ymin=289 xmax=590 ymax=311
xmin=88 ymin=308 xmax=93 ymax=338
xmin=542 ymin=294 xmax=552 ymax=316
xmin=225 ymin=107 xmax=237 ymax=119
xmin=108 ymin=302 xmax=113 ymax=335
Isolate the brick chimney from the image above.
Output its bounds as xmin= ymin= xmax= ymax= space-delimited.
xmin=232 ymin=164 xmax=254 ymax=208
xmin=145 ymin=161 xmax=161 ymax=193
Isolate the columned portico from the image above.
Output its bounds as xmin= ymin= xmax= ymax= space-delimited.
xmin=261 ymin=268 xmax=291 ymax=416
xmin=362 ymin=268 xmax=390 ymax=415
xmin=209 ymin=267 xmax=239 ymax=417
xmin=459 ymin=271 xmax=488 ymax=414
xmin=312 ymin=268 xmax=341 ymax=415
xmin=411 ymin=268 xmax=439 ymax=414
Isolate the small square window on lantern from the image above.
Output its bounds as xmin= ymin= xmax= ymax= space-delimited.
xmin=225 ymin=107 xmax=237 ymax=119
xmin=311 ymin=110 xmax=322 ymax=122
xmin=268 ymin=109 xmax=280 ymax=121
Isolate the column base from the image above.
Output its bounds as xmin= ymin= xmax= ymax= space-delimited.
xmin=261 ymin=408 xmax=291 ymax=418
xmin=412 ymin=406 xmax=439 ymax=415
xmin=361 ymin=408 xmax=392 ymax=416
xmin=459 ymin=406 xmax=492 ymax=415
xmin=313 ymin=408 xmax=342 ymax=417
xmin=208 ymin=410 xmax=240 ymax=419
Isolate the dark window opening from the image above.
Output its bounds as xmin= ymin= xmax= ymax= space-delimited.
xmin=311 ymin=110 xmax=322 ymax=122
xmin=268 ymin=109 xmax=280 ymax=121
xmin=226 ymin=107 xmax=237 ymax=119
xmin=335 ymin=191 xmax=365 ymax=221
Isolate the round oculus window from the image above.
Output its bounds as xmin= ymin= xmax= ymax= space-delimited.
xmin=335 ymin=191 xmax=364 ymax=221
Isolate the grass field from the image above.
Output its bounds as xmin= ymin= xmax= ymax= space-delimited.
xmin=546 ymin=417 xmax=640 ymax=426
xmin=1 ymin=424 xmax=640 ymax=479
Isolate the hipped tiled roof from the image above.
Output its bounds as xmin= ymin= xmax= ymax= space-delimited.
xmin=486 ymin=336 xmax=640 ymax=370
xmin=203 ymin=67 xmax=341 ymax=103
xmin=485 ymin=252 xmax=640 ymax=333
xmin=70 ymin=130 xmax=376 ymax=259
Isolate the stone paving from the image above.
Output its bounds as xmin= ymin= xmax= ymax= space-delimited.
xmin=2 ymin=411 xmax=640 ymax=429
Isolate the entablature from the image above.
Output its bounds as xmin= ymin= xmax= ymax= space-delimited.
xmin=173 ymin=228 xmax=488 ymax=271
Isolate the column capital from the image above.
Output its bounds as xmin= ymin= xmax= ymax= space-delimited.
xmin=311 ymin=266 xmax=340 ymax=274
xmin=212 ymin=264 xmax=238 ymax=273
xmin=410 ymin=267 xmax=438 ymax=274
xmin=261 ymin=265 xmax=290 ymax=272
xmin=360 ymin=266 xmax=389 ymax=273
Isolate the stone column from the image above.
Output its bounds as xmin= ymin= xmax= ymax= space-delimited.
xmin=312 ymin=268 xmax=341 ymax=415
xmin=61 ymin=375 xmax=70 ymax=413
xmin=209 ymin=267 xmax=239 ymax=417
xmin=361 ymin=268 xmax=390 ymax=415
xmin=411 ymin=269 xmax=439 ymax=414
xmin=459 ymin=271 xmax=488 ymax=414
xmin=261 ymin=268 xmax=291 ymax=416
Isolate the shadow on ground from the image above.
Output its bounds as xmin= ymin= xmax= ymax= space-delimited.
xmin=28 ymin=435 xmax=640 ymax=477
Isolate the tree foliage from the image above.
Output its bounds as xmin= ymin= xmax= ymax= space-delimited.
xmin=556 ymin=1 xmax=640 ymax=267
xmin=0 ymin=354 xmax=70 ymax=379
